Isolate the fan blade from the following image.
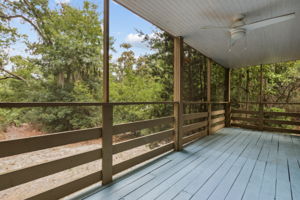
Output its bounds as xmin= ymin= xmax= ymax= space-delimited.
xmin=230 ymin=35 xmax=240 ymax=47
xmin=242 ymin=12 xmax=295 ymax=31
xmin=200 ymin=26 xmax=229 ymax=30
xmin=230 ymin=38 xmax=237 ymax=47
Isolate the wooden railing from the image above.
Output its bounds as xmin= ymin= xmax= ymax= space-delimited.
xmin=211 ymin=109 xmax=226 ymax=132
xmin=0 ymin=127 xmax=103 ymax=199
xmin=111 ymin=115 xmax=175 ymax=175
xmin=0 ymin=101 xmax=228 ymax=199
xmin=183 ymin=102 xmax=227 ymax=141
xmin=3 ymin=100 xmax=298 ymax=198
xmin=231 ymin=102 xmax=300 ymax=134
xmin=182 ymin=111 xmax=207 ymax=144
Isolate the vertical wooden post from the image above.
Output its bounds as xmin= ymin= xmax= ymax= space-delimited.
xmin=207 ymin=58 xmax=212 ymax=135
xmin=224 ymin=68 xmax=231 ymax=127
xmin=102 ymin=103 xmax=113 ymax=184
xmin=103 ymin=0 xmax=110 ymax=103
xmin=258 ymin=64 xmax=264 ymax=131
xmin=173 ymin=36 xmax=183 ymax=151
xmin=102 ymin=0 xmax=113 ymax=185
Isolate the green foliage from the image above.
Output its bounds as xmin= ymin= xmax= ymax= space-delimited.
xmin=231 ymin=62 xmax=300 ymax=103
xmin=263 ymin=107 xmax=292 ymax=129
xmin=211 ymin=63 xmax=225 ymax=102
xmin=137 ymin=31 xmax=174 ymax=101
xmin=0 ymin=1 xmax=166 ymax=132
xmin=0 ymin=109 xmax=25 ymax=132
xmin=231 ymin=62 xmax=300 ymax=129
xmin=32 ymin=2 xmax=103 ymax=88
xmin=0 ymin=1 xmax=104 ymax=132
xmin=111 ymin=44 xmax=164 ymax=124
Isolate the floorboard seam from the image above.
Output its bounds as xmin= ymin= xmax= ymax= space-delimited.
xmin=178 ymin=130 xmax=258 ymax=200
xmin=241 ymin=133 xmax=272 ymax=200
xmin=134 ymin=131 xmax=247 ymax=200
xmin=192 ymin=131 xmax=261 ymax=200
xmin=223 ymin=131 xmax=265 ymax=200
xmin=134 ymin=130 xmax=249 ymax=200
xmin=204 ymin=131 xmax=264 ymax=200
xmin=82 ymin=129 xmax=298 ymax=200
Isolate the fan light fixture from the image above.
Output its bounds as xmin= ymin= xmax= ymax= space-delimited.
xmin=201 ymin=12 xmax=296 ymax=48
xmin=230 ymin=28 xmax=246 ymax=42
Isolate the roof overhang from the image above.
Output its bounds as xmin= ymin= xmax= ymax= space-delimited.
xmin=114 ymin=0 xmax=300 ymax=68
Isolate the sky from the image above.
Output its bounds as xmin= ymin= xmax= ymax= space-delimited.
xmin=8 ymin=0 xmax=159 ymax=60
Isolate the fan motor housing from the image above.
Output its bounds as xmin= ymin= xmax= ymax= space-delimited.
xmin=230 ymin=28 xmax=246 ymax=41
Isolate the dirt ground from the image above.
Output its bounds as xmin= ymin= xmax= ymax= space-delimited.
xmin=1 ymin=124 xmax=43 ymax=140
xmin=0 ymin=125 xmax=151 ymax=200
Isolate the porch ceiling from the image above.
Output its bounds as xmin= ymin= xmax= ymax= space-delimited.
xmin=114 ymin=0 xmax=300 ymax=68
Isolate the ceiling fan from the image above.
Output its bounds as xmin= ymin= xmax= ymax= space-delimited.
xmin=201 ymin=12 xmax=296 ymax=47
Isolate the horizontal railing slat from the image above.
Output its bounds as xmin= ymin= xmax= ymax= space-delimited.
xmin=183 ymin=121 xmax=207 ymax=134
xmin=264 ymin=111 xmax=300 ymax=118
xmin=0 ymin=148 xmax=102 ymax=191
xmin=236 ymin=102 xmax=300 ymax=105
xmin=234 ymin=102 xmax=259 ymax=104
xmin=211 ymin=123 xmax=225 ymax=133
xmin=113 ymin=129 xmax=174 ymax=154
xmin=183 ymin=112 xmax=208 ymax=121
xmin=27 ymin=171 xmax=102 ymax=200
xmin=183 ymin=130 xmax=207 ymax=144
xmin=231 ymin=117 xmax=259 ymax=122
xmin=183 ymin=101 xmax=228 ymax=104
xmin=0 ymin=101 xmax=177 ymax=108
xmin=211 ymin=116 xmax=225 ymax=124
xmin=263 ymin=126 xmax=300 ymax=134
xmin=232 ymin=110 xmax=300 ymax=118
xmin=109 ymin=101 xmax=176 ymax=105
xmin=112 ymin=143 xmax=174 ymax=175
xmin=0 ymin=128 xmax=102 ymax=158
xmin=264 ymin=119 xmax=300 ymax=126
xmin=211 ymin=110 xmax=225 ymax=116
xmin=113 ymin=116 xmax=174 ymax=135
xmin=231 ymin=110 xmax=259 ymax=115
xmin=231 ymin=123 xmax=259 ymax=130
xmin=0 ymin=102 xmax=103 ymax=108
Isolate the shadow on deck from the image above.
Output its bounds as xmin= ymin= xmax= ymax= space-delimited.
xmin=81 ymin=128 xmax=300 ymax=200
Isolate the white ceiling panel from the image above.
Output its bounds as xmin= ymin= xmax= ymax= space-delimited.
xmin=114 ymin=0 xmax=300 ymax=68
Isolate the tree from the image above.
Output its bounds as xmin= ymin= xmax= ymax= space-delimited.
xmin=112 ymin=43 xmax=135 ymax=81
xmin=230 ymin=62 xmax=300 ymax=128
xmin=0 ymin=0 xmax=104 ymax=132
xmin=111 ymin=43 xmax=163 ymax=124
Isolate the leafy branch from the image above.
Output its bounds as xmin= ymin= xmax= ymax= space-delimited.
xmin=0 ymin=67 xmax=28 ymax=84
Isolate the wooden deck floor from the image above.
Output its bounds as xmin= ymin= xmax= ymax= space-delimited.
xmin=83 ymin=128 xmax=300 ymax=200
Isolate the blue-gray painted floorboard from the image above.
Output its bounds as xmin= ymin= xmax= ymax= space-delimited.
xmin=83 ymin=128 xmax=299 ymax=200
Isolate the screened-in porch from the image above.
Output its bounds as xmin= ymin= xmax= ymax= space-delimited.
xmin=0 ymin=0 xmax=299 ymax=200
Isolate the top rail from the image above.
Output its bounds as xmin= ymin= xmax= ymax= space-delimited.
xmin=0 ymin=101 xmax=176 ymax=108
xmin=183 ymin=101 xmax=229 ymax=104
xmin=108 ymin=101 xmax=176 ymax=105
xmin=262 ymin=102 xmax=300 ymax=104
xmin=235 ymin=101 xmax=300 ymax=105
xmin=0 ymin=102 xmax=104 ymax=108
xmin=0 ymin=101 xmax=239 ymax=108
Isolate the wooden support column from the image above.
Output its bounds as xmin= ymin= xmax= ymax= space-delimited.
xmin=258 ymin=64 xmax=264 ymax=131
xmin=224 ymin=68 xmax=231 ymax=127
xmin=173 ymin=36 xmax=183 ymax=151
xmin=207 ymin=58 xmax=212 ymax=135
xmin=102 ymin=0 xmax=113 ymax=185
xmin=103 ymin=0 xmax=110 ymax=103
